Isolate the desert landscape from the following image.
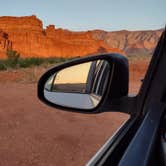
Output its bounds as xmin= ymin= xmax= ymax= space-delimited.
xmin=0 ymin=15 xmax=161 ymax=166
xmin=0 ymin=58 xmax=150 ymax=166
xmin=0 ymin=15 xmax=163 ymax=58
xmin=0 ymin=62 xmax=152 ymax=166
xmin=0 ymin=73 xmax=129 ymax=166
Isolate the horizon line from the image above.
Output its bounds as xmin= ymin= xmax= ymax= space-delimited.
xmin=0 ymin=14 xmax=164 ymax=33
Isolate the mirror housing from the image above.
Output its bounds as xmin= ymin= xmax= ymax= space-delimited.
xmin=38 ymin=53 xmax=129 ymax=114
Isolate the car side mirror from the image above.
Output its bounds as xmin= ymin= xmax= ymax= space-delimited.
xmin=38 ymin=53 xmax=129 ymax=113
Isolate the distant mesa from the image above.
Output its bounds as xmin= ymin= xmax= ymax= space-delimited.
xmin=0 ymin=15 xmax=163 ymax=58
xmin=0 ymin=15 xmax=43 ymax=32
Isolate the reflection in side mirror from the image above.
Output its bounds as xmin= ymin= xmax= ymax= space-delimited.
xmin=44 ymin=60 xmax=110 ymax=109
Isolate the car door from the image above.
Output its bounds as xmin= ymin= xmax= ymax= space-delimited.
xmin=38 ymin=28 xmax=166 ymax=166
xmin=87 ymin=28 xmax=166 ymax=166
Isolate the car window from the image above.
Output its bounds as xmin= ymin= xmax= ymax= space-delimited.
xmin=129 ymin=56 xmax=151 ymax=95
xmin=0 ymin=0 xmax=164 ymax=166
xmin=128 ymin=35 xmax=162 ymax=95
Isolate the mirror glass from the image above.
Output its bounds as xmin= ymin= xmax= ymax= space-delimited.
xmin=44 ymin=60 xmax=110 ymax=109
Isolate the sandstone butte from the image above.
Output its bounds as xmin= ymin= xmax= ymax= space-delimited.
xmin=0 ymin=15 xmax=122 ymax=58
xmin=0 ymin=15 xmax=163 ymax=58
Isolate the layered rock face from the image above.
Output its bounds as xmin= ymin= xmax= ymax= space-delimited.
xmin=0 ymin=30 xmax=12 ymax=58
xmin=92 ymin=29 xmax=162 ymax=55
xmin=0 ymin=15 xmax=163 ymax=58
xmin=0 ymin=15 xmax=43 ymax=33
xmin=0 ymin=15 xmax=122 ymax=58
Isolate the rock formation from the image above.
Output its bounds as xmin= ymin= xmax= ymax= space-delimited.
xmin=0 ymin=29 xmax=12 ymax=58
xmin=0 ymin=15 xmax=163 ymax=58
xmin=92 ymin=29 xmax=163 ymax=55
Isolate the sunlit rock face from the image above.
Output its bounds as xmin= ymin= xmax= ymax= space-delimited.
xmin=0 ymin=15 xmax=162 ymax=58
xmin=92 ymin=29 xmax=163 ymax=55
xmin=0 ymin=29 xmax=12 ymax=58
xmin=0 ymin=15 xmax=43 ymax=32
xmin=0 ymin=15 xmax=122 ymax=58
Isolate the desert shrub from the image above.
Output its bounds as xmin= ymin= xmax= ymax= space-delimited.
xmin=0 ymin=55 xmax=77 ymax=71
xmin=0 ymin=60 xmax=7 ymax=71
xmin=18 ymin=57 xmax=68 ymax=68
xmin=6 ymin=49 xmax=20 ymax=68
xmin=18 ymin=58 xmax=45 ymax=68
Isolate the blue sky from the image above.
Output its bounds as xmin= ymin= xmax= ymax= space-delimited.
xmin=1 ymin=0 xmax=165 ymax=31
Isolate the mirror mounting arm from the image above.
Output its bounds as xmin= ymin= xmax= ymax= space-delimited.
xmin=101 ymin=96 xmax=137 ymax=114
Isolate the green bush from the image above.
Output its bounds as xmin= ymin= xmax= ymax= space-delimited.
xmin=0 ymin=55 xmax=76 ymax=71
xmin=6 ymin=49 xmax=20 ymax=68
xmin=0 ymin=60 xmax=7 ymax=71
xmin=18 ymin=57 xmax=68 ymax=68
xmin=18 ymin=58 xmax=44 ymax=68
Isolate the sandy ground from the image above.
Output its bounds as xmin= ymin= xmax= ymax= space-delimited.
xmin=0 ymin=59 xmax=149 ymax=166
xmin=0 ymin=83 xmax=129 ymax=166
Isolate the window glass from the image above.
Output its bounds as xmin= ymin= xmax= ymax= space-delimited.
xmin=129 ymin=55 xmax=152 ymax=95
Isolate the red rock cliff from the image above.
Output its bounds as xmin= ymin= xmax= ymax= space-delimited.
xmin=0 ymin=15 xmax=43 ymax=32
xmin=0 ymin=29 xmax=12 ymax=58
xmin=0 ymin=15 xmax=122 ymax=58
xmin=0 ymin=15 xmax=162 ymax=58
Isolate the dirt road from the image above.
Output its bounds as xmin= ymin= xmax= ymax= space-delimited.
xmin=0 ymin=82 xmax=128 ymax=166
